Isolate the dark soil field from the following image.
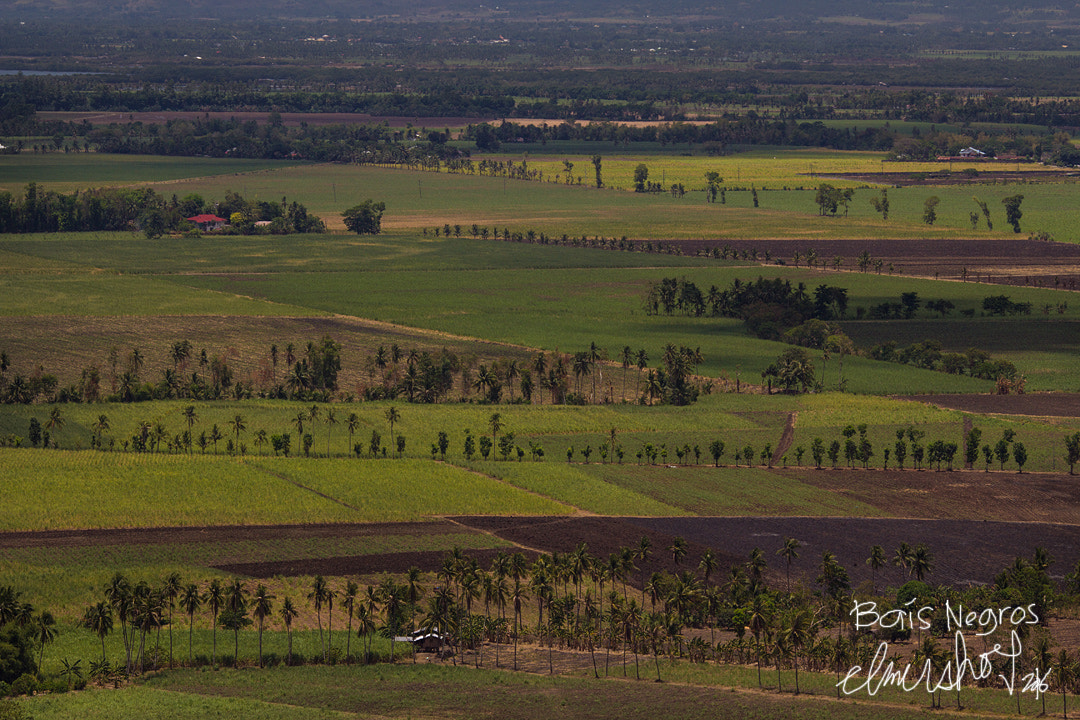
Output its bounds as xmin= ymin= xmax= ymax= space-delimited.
xmin=665 ymin=237 xmax=1080 ymax=287
xmin=902 ymin=392 xmax=1080 ymax=417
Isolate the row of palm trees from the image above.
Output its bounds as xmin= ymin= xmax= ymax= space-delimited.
xmin=7 ymin=537 xmax=1072 ymax=711
xmin=73 ymin=535 xmax=920 ymax=681
xmin=2 ymin=332 xmax=713 ymax=409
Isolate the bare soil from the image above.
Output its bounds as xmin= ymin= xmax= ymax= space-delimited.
xmin=901 ymin=392 xmax=1080 ymax=417
xmin=662 ymin=237 xmax=1080 ymax=288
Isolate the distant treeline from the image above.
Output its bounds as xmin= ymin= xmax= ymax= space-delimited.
xmin=0 ymin=185 xmax=324 ymax=235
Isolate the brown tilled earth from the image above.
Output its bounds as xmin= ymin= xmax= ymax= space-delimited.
xmin=664 ymin=237 xmax=1080 ymax=287
xmin=901 ymin=392 xmax=1080 ymax=417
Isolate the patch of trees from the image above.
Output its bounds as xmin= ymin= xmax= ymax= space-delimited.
xmin=0 ymin=335 xmax=709 ymax=409
xmin=342 ymin=201 xmax=385 ymax=235
xmin=981 ymin=295 xmax=1033 ymax=316
xmin=869 ymin=341 xmax=1020 ymax=384
xmin=644 ymin=276 xmax=849 ymax=340
xmin=0 ymin=185 xmax=323 ymax=236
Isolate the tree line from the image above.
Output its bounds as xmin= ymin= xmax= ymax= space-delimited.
xmin=0 ymin=337 xmax=709 ymax=409
xmin=0 ymin=185 xmax=323 ymax=236
xmin=11 ymin=398 xmax=1073 ymax=481
xmin=4 ymin=535 xmax=1076 ymax=707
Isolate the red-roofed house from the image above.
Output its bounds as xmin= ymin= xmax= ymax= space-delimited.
xmin=187 ymin=214 xmax=227 ymax=231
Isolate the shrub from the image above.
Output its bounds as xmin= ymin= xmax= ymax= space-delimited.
xmin=9 ymin=674 xmax=36 ymax=697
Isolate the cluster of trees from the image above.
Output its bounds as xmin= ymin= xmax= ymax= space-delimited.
xmin=8 ymin=533 xmax=1075 ymax=704
xmin=0 ymin=586 xmax=60 ymax=696
xmin=645 ymin=276 xmax=849 ymax=341
xmin=0 ymin=185 xmax=323 ymax=236
xmin=870 ymin=341 xmax=1019 ymax=384
xmin=0 ymin=337 xmax=342 ymax=407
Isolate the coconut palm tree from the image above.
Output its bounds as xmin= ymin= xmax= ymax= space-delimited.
xmin=308 ymin=575 xmax=329 ymax=659
xmin=784 ymin=606 xmax=816 ymax=694
xmin=342 ymin=581 xmax=359 ymax=660
xmin=46 ymin=406 xmax=65 ymax=446
xmin=488 ymin=412 xmax=503 ymax=449
xmin=777 ymin=537 xmax=801 ymax=591
xmin=354 ymin=598 xmax=376 ymax=665
xmin=532 ymin=352 xmax=547 ymax=404
xmin=205 ymin=579 xmax=224 ymax=667
xmin=281 ymin=596 xmax=298 ymax=665
xmin=35 ymin=610 xmax=57 ymax=672
xmin=587 ymin=342 xmax=604 ymax=403
xmin=182 ymin=405 xmax=198 ymax=436
xmin=893 ymin=542 xmax=914 ymax=580
xmin=252 ymin=584 xmax=274 ymax=667
xmin=179 ymin=583 xmax=202 ymax=664
xmin=866 ymin=545 xmax=886 ymax=594
xmin=384 ymin=406 xmax=400 ymax=446
xmin=104 ymin=573 xmax=133 ymax=672
xmin=911 ymin=544 xmax=935 ymax=582
xmin=504 ymin=360 xmax=520 ymax=403
xmin=360 ymin=585 xmax=380 ymax=663
xmin=1057 ymin=648 xmax=1076 ymax=718
xmin=160 ymin=572 xmax=182 ymax=667
xmin=92 ymin=414 xmax=110 ymax=447
xmin=229 ymin=413 xmax=246 ymax=450
xmin=484 ymin=569 xmax=509 ymax=668
xmin=59 ymin=657 xmax=83 ymax=691
xmin=748 ymin=595 xmax=770 ymax=688
xmin=346 ymin=412 xmax=360 ymax=454
xmin=224 ymin=579 xmax=248 ymax=666
xmin=378 ymin=576 xmax=403 ymax=663
xmin=82 ymin=601 xmax=113 ymax=663
xmin=669 ymin=537 xmax=688 ymax=568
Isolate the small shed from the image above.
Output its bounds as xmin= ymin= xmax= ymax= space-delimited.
xmin=394 ymin=628 xmax=443 ymax=652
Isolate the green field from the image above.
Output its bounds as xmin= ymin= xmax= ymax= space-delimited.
xmin=9 ymin=226 xmax=1071 ymax=393
xmin=4 ymin=147 xmax=1080 ymax=720
xmin=15 ymin=662 xmax=1063 ymax=720
xmin=0 ymin=154 xmax=305 ymax=191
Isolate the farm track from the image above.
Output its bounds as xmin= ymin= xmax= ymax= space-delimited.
xmin=771 ymin=412 xmax=797 ymax=464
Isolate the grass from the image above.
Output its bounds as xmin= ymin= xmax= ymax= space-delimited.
xmin=18 ymin=661 xmax=1057 ymax=720
xmin=0 ymin=272 xmax=325 ymax=317
xmin=0 ymin=153 xmax=305 ymax=192
xmin=581 ymin=464 xmax=886 ymax=516
xmin=0 ymin=449 xmax=573 ymax=532
xmin=114 ymin=157 xmax=1073 ymax=241
xmin=163 ymin=262 xmax=1012 ymax=394
xmin=2 ymin=532 xmax=507 ymax=624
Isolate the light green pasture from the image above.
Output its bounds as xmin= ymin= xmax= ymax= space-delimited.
xmin=0 ymin=449 xmax=573 ymax=532
xmin=0 ymin=153 xmax=304 ymax=192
